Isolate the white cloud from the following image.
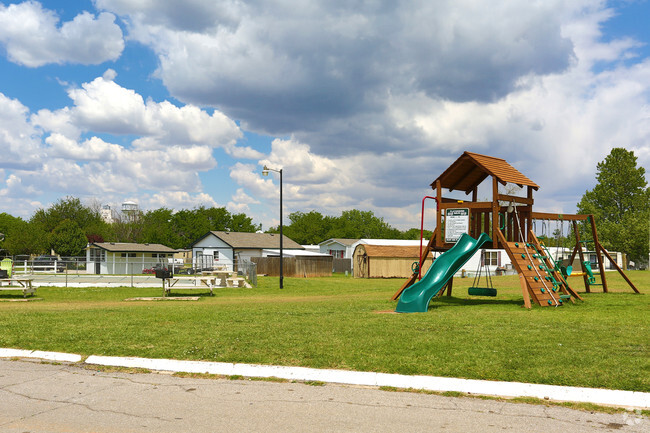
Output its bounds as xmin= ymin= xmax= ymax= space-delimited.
xmin=144 ymin=191 xmax=218 ymax=210
xmin=60 ymin=72 xmax=244 ymax=151
xmin=31 ymin=107 xmax=80 ymax=140
xmin=46 ymin=134 xmax=123 ymax=162
xmin=227 ymin=188 xmax=259 ymax=214
xmin=0 ymin=1 xmax=124 ymax=67
xmin=0 ymin=73 xmax=244 ymax=218
xmin=0 ymin=92 xmax=43 ymax=170
xmin=68 ymin=73 xmax=151 ymax=134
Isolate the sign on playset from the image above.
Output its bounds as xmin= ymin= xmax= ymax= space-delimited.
xmin=444 ymin=208 xmax=469 ymax=243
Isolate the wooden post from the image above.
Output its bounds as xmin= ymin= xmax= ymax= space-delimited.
xmin=526 ymin=186 xmax=534 ymax=243
xmin=598 ymin=247 xmax=640 ymax=293
xmin=519 ymin=273 xmax=532 ymax=309
xmin=495 ymin=229 xmax=532 ymax=308
xmin=572 ymin=221 xmax=591 ymax=293
xmin=492 ymin=177 xmax=499 ymax=249
xmin=436 ymin=180 xmax=443 ymax=248
xmin=446 ymin=277 xmax=453 ymax=297
xmin=589 ymin=215 xmax=608 ymax=292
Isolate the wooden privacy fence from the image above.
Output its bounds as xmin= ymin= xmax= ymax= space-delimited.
xmin=333 ymin=258 xmax=352 ymax=274
xmin=251 ymin=256 xmax=332 ymax=278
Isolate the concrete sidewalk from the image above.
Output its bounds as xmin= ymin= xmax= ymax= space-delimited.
xmin=1 ymin=358 xmax=647 ymax=433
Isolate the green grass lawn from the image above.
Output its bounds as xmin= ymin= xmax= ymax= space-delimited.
xmin=0 ymin=271 xmax=648 ymax=392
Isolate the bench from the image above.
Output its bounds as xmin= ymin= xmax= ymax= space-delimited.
xmin=0 ymin=278 xmax=36 ymax=297
xmin=226 ymin=277 xmax=247 ymax=288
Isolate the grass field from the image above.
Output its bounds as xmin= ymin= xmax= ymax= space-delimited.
xmin=0 ymin=271 xmax=647 ymax=393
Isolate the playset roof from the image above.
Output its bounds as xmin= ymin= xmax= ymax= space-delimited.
xmin=431 ymin=151 xmax=539 ymax=194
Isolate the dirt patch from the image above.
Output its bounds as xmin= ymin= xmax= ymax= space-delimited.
xmin=123 ymin=297 xmax=201 ymax=301
xmin=0 ymin=297 xmax=43 ymax=302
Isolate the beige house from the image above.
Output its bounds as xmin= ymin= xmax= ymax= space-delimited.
xmin=353 ymin=245 xmax=435 ymax=278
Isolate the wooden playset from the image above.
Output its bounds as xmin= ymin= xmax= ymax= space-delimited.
xmin=393 ymin=151 xmax=639 ymax=309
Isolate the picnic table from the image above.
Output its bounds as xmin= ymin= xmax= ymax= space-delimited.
xmin=200 ymin=270 xmax=235 ymax=286
xmin=163 ymin=276 xmax=217 ymax=297
xmin=0 ymin=278 xmax=36 ymax=297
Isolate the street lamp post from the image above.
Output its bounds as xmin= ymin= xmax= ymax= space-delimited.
xmin=262 ymin=165 xmax=283 ymax=288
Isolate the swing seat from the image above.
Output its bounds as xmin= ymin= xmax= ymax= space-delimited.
xmin=583 ymin=261 xmax=602 ymax=285
xmin=468 ymin=287 xmax=497 ymax=297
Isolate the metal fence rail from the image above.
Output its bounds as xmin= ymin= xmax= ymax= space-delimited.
xmin=1 ymin=256 xmax=258 ymax=288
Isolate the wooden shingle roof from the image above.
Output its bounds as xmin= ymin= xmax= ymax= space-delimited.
xmin=357 ymin=245 xmax=433 ymax=258
xmin=196 ymin=231 xmax=304 ymax=250
xmin=431 ymin=152 xmax=539 ymax=194
xmin=90 ymin=242 xmax=177 ymax=253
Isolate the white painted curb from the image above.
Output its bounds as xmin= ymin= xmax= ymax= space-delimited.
xmin=84 ymin=355 xmax=650 ymax=410
xmin=2 ymin=349 xmax=648 ymax=409
xmin=0 ymin=348 xmax=82 ymax=363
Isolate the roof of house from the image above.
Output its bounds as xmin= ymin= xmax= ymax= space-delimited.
xmin=319 ymin=238 xmax=360 ymax=247
xmin=89 ymin=242 xmax=177 ymax=253
xmin=356 ymin=239 xmax=425 ymax=246
xmin=192 ymin=231 xmax=304 ymax=250
xmin=263 ymin=249 xmax=332 ymax=257
xmin=431 ymin=151 xmax=539 ymax=194
xmin=354 ymin=244 xmax=434 ymax=258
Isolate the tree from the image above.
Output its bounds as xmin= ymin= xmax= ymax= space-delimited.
xmin=141 ymin=208 xmax=175 ymax=246
xmin=0 ymin=213 xmax=46 ymax=255
xmin=228 ymin=212 xmax=261 ymax=233
xmin=577 ymin=148 xmax=649 ymax=265
xmin=31 ymin=197 xmax=102 ymax=232
xmin=402 ymin=228 xmax=433 ymax=240
xmin=49 ymin=219 xmax=88 ymax=256
xmin=331 ymin=209 xmax=401 ymax=239
xmin=110 ymin=207 xmax=145 ymax=243
xmin=31 ymin=196 xmax=110 ymax=245
xmin=279 ymin=211 xmax=334 ymax=244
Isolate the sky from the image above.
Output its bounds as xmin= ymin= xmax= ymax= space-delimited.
xmin=0 ymin=0 xmax=649 ymax=233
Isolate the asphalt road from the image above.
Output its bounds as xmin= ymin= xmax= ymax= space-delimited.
xmin=0 ymin=358 xmax=646 ymax=433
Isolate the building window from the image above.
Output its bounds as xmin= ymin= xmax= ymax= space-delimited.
xmin=483 ymin=251 xmax=499 ymax=266
xmin=121 ymin=253 xmax=136 ymax=258
xmin=90 ymin=249 xmax=105 ymax=262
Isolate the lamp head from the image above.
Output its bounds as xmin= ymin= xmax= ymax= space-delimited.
xmin=262 ymin=165 xmax=269 ymax=176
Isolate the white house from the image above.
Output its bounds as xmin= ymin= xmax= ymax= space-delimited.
xmin=190 ymin=231 xmax=304 ymax=271
xmin=86 ymin=242 xmax=177 ymax=275
xmin=318 ymin=238 xmax=359 ymax=259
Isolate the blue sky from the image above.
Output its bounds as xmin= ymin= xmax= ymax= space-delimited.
xmin=0 ymin=0 xmax=649 ymax=232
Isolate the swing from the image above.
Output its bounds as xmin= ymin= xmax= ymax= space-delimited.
xmin=468 ymin=250 xmax=497 ymax=297
xmin=557 ymin=220 xmax=573 ymax=277
xmin=583 ymin=261 xmax=602 ymax=285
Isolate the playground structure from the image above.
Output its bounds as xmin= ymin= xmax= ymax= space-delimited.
xmin=394 ymin=152 xmax=639 ymax=312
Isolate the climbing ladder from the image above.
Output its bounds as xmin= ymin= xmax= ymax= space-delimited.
xmin=497 ymin=230 xmax=582 ymax=308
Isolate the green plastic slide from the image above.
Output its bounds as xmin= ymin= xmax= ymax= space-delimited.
xmin=395 ymin=233 xmax=492 ymax=313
